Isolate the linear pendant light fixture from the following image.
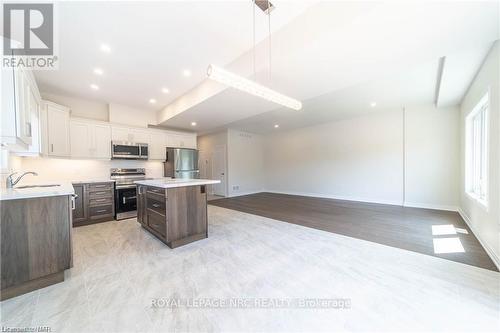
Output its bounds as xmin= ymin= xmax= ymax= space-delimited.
xmin=206 ymin=64 xmax=302 ymax=111
xmin=206 ymin=1 xmax=302 ymax=111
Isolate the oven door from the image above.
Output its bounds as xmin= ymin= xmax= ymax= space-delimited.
xmin=115 ymin=186 xmax=137 ymax=219
xmin=112 ymin=143 xmax=140 ymax=159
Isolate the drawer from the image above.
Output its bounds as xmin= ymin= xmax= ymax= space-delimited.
xmin=147 ymin=196 xmax=166 ymax=215
xmin=89 ymin=197 xmax=113 ymax=207
xmin=89 ymin=204 xmax=113 ymax=218
xmin=88 ymin=183 xmax=114 ymax=191
xmin=147 ymin=209 xmax=166 ymax=237
xmin=147 ymin=187 xmax=166 ymax=197
xmin=88 ymin=188 xmax=113 ymax=198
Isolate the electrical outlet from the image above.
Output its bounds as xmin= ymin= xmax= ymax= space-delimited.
xmin=232 ymin=185 xmax=239 ymax=191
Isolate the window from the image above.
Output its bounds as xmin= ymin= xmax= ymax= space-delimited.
xmin=465 ymin=92 xmax=489 ymax=206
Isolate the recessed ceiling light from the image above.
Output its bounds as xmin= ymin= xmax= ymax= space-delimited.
xmin=161 ymin=87 xmax=170 ymax=94
xmin=100 ymin=43 xmax=111 ymax=53
xmin=149 ymin=99 xmax=157 ymax=104
xmin=370 ymin=102 xmax=377 ymax=107
xmin=274 ymin=124 xmax=279 ymax=128
xmin=90 ymin=84 xmax=99 ymax=90
xmin=183 ymin=69 xmax=191 ymax=77
xmin=93 ymin=68 xmax=103 ymax=75
xmin=191 ymin=122 xmax=197 ymax=126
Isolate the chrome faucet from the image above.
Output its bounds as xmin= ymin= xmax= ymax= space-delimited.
xmin=6 ymin=171 xmax=38 ymax=188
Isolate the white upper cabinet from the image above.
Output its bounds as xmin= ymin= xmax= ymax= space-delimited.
xmin=46 ymin=102 xmax=71 ymax=157
xmin=111 ymin=126 xmax=150 ymax=144
xmin=131 ymin=129 xmax=151 ymax=144
xmin=93 ymin=124 xmax=112 ymax=159
xmin=1 ymin=66 xmax=40 ymax=151
xmin=111 ymin=126 xmax=131 ymax=142
xmin=70 ymin=121 xmax=91 ymax=158
xmin=70 ymin=119 xmax=111 ymax=159
xmin=167 ymin=133 xmax=197 ymax=149
xmin=149 ymin=131 xmax=167 ymax=160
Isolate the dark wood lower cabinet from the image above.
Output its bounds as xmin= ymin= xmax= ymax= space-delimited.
xmin=72 ymin=182 xmax=115 ymax=227
xmin=1 ymin=195 xmax=73 ymax=300
xmin=72 ymin=184 xmax=87 ymax=224
xmin=137 ymin=185 xmax=208 ymax=248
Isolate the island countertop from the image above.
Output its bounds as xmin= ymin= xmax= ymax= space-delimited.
xmin=134 ymin=178 xmax=220 ymax=189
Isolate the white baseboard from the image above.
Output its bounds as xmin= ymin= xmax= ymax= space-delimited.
xmin=228 ymin=190 xmax=262 ymax=198
xmin=262 ymin=189 xmax=403 ymax=206
xmin=458 ymin=208 xmax=500 ymax=271
xmin=403 ymin=201 xmax=459 ymax=212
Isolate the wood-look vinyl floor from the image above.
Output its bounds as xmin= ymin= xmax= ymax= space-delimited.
xmin=209 ymin=192 xmax=498 ymax=271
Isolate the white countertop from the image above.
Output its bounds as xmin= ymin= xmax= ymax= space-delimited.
xmin=0 ymin=182 xmax=75 ymax=201
xmin=134 ymin=178 xmax=221 ymax=189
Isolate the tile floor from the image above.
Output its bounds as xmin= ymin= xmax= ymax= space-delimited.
xmin=1 ymin=206 xmax=499 ymax=332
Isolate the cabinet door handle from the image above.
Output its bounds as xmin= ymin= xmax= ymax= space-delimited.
xmin=152 ymin=203 xmax=160 ymax=208
xmin=94 ymin=185 xmax=107 ymax=188
xmin=94 ymin=198 xmax=106 ymax=202
xmin=51 ymin=143 xmax=54 ymax=152
xmin=96 ymin=209 xmax=107 ymax=213
xmin=71 ymin=195 xmax=76 ymax=210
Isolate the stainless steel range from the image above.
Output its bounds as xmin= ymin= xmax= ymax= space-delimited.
xmin=110 ymin=168 xmax=146 ymax=220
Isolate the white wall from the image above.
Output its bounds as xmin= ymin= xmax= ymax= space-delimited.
xmin=197 ymin=131 xmax=228 ymax=195
xmin=263 ymin=105 xmax=461 ymax=209
xmin=109 ymin=103 xmax=157 ymax=128
xmin=15 ymin=157 xmax=164 ymax=182
xmin=263 ymin=110 xmax=404 ymax=205
xmin=42 ymin=92 xmax=108 ymax=121
xmin=459 ymin=42 xmax=499 ymax=267
xmin=227 ymin=129 xmax=264 ymax=197
xmin=405 ymin=105 xmax=460 ymax=210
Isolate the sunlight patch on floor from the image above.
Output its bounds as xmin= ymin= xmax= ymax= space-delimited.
xmin=433 ymin=237 xmax=465 ymax=254
xmin=431 ymin=224 xmax=457 ymax=236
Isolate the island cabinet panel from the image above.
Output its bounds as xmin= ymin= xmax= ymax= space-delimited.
xmin=138 ymin=185 xmax=207 ymax=248
xmin=1 ymin=195 xmax=72 ymax=300
xmin=167 ymin=186 xmax=207 ymax=248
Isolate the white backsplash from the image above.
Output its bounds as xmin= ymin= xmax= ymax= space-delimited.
xmin=15 ymin=157 xmax=164 ymax=182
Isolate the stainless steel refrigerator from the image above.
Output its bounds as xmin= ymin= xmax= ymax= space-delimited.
xmin=164 ymin=148 xmax=200 ymax=179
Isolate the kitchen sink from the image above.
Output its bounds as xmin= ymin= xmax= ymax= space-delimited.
xmin=15 ymin=184 xmax=61 ymax=189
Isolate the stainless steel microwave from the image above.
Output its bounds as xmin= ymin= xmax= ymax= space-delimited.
xmin=111 ymin=141 xmax=148 ymax=160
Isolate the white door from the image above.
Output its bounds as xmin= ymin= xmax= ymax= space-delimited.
xmin=70 ymin=121 xmax=91 ymax=158
xmin=198 ymin=150 xmax=209 ymax=178
xmin=47 ymin=105 xmax=70 ymax=156
xmin=93 ymin=124 xmax=111 ymax=159
xmin=211 ymin=146 xmax=227 ymax=196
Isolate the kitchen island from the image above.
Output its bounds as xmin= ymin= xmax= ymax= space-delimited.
xmin=134 ymin=178 xmax=220 ymax=248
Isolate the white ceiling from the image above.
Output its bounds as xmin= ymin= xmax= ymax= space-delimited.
xmin=161 ymin=0 xmax=499 ymax=133
xmin=33 ymin=1 xmax=499 ymax=135
xmin=33 ymin=0 xmax=315 ymax=110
